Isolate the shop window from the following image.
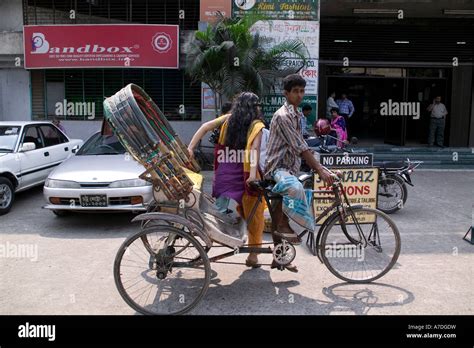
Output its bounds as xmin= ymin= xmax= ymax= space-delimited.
xmin=25 ymin=0 xmax=200 ymax=30
xmin=33 ymin=68 xmax=201 ymax=121
xmin=408 ymin=68 xmax=447 ymax=78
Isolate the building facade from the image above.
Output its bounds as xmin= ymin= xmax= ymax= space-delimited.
xmin=0 ymin=0 xmax=473 ymax=147
xmin=319 ymin=0 xmax=474 ymax=147
xmin=1 ymin=0 xmax=205 ymax=142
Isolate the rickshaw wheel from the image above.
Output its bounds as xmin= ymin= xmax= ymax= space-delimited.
xmin=114 ymin=225 xmax=211 ymax=315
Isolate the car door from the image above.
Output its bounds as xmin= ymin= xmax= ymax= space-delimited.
xmin=37 ymin=124 xmax=72 ymax=167
xmin=16 ymin=125 xmax=52 ymax=188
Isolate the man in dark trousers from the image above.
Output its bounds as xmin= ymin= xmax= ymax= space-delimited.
xmin=427 ymin=96 xmax=448 ymax=147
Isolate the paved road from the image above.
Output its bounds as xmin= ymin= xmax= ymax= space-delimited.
xmin=0 ymin=171 xmax=473 ymax=315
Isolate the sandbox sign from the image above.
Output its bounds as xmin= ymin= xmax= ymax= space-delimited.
xmin=24 ymin=25 xmax=179 ymax=69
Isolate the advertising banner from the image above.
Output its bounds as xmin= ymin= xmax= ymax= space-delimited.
xmin=202 ymin=83 xmax=219 ymax=111
xmin=24 ymin=25 xmax=179 ymax=69
xmin=261 ymin=94 xmax=317 ymax=124
xmin=250 ymin=20 xmax=319 ymax=122
xmin=314 ymin=168 xmax=379 ymax=224
xmin=201 ymin=0 xmax=232 ymax=22
xmin=232 ymin=0 xmax=319 ymax=21
xmin=250 ymin=20 xmax=319 ymax=58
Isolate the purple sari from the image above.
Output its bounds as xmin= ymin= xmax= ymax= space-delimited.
xmin=212 ymin=143 xmax=245 ymax=205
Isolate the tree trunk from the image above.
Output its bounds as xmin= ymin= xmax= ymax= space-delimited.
xmin=213 ymin=89 xmax=219 ymax=118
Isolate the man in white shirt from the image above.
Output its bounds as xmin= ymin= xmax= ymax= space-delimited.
xmin=427 ymin=96 xmax=448 ymax=147
xmin=326 ymin=92 xmax=339 ymax=119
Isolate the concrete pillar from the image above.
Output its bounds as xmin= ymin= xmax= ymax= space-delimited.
xmin=450 ymin=65 xmax=473 ymax=147
xmin=0 ymin=69 xmax=31 ymax=121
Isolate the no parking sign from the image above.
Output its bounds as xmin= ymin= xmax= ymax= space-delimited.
xmin=313 ymin=153 xmax=378 ymax=225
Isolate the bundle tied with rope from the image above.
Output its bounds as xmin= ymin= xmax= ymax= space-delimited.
xmin=103 ymin=84 xmax=201 ymax=202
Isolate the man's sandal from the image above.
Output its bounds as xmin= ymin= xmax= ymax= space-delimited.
xmin=271 ymin=260 xmax=299 ymax=273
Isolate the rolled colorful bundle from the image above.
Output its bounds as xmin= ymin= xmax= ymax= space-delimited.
xmin=103 ymin=84 xmax=198 ymax=202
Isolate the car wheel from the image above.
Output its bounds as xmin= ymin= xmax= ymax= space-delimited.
xmin=0 ymin=177 xmax=15 ymax=215
xmin=52 ymin=210 xmax=70 ymax=217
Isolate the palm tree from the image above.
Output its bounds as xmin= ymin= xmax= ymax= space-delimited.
xmin=185 ymin=13 xmax=309 ymax=115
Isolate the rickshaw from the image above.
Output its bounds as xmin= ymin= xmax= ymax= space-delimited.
xmin=105 ymin=84 xmax=401 ymax=315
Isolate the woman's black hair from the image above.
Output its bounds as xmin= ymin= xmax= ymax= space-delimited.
xmin=330 ymin=107 xmax=339 ymax=113
xmin=221 ymin=102 xmax=233 ymax=115
xmin=302 ymin=104 xmax=312 ymax=112
xmin=224 ymin=92 xmax=263 ymax=150
xmin=282 ymin=74 xmax=306 ymax=92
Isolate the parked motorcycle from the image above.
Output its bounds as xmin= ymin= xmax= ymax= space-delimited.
xmin=301 ymin=133 xmax=358 ymax=173
xmin=375 ymin=159 xmax=423 ymax=214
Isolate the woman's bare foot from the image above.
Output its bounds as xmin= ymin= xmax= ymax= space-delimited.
xmin=245 ymin=253 xmax=261 ymax=268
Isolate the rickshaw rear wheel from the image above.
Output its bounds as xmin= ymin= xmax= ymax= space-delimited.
xmin=114 ymin=225 xmax=211 ymax=315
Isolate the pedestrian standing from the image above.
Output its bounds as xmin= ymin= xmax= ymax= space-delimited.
xmin=336 ymin=93 xmax=355 ymax=134
xmin=427 ymin=96 xmax=448 ymax=147
xmin=326 ymin=92 xmax=339 ymax=118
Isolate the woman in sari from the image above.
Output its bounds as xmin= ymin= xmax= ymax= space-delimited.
xmin=188 ymin=92 xmax=266 ymax=267
xmin=329 ymin=107 xmax=348 ymax=147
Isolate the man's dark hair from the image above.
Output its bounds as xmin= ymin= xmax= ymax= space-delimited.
xmin=221 ymin=102 xmax=232 ymax=115
xmin=330 ymin=107 xmax=339 ymax=113
xmin=302 ymin=104 xmax=312 ymax=112
xmin=282 ymin=74 xmax=306 ymax=92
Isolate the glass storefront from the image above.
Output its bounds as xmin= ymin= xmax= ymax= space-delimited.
xmin=325 ymin=67 xmax=449 ymax=146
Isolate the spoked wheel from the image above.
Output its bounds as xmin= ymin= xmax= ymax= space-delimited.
xmin=377 ymin=175 xmax=407 ymax=214
xmin=320 ymin=207 xmax=401 ymax=283
xmin=139 ymin=205 xmax=210 ymax=261
xmin=114 ymin=226 xmax=211 ymax=315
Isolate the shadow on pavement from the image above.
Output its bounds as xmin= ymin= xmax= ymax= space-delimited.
xmin=189 ymin=269 xmax=415 ymax=315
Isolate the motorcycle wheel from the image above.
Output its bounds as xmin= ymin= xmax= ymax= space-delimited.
xmin=377 ymin=174 xmax=408 ymax=214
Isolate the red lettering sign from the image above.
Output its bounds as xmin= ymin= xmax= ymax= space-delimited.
xmin=24 ymin=25 xmax=179 ymax=69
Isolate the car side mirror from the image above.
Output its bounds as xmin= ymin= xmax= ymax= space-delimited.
xmin=71 ymin=144 xmax=80 ymax=154
xmin=20 ymin=142 xmax=36 ymax=152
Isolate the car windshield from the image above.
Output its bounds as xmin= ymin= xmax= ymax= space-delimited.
xmin=0 ymin=126 xmax=21 ymax=152
xmin=76 ymin=133 xmax=126 ymax=156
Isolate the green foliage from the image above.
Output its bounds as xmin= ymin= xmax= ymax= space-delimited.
xmin=185 ymin=12 xmax=309 ymax=113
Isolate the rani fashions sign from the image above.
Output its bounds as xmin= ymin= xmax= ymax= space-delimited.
xmin=232 ymin=0 xmax=319 ymax=21
xmin=24 ymin=25 xmax=179 ymax=69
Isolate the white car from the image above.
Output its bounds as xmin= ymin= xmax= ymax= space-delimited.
xmin=0 ymin=121 xmax=83 ymax=215
xmin=43 ymin=132 xmax=153 ymax=216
